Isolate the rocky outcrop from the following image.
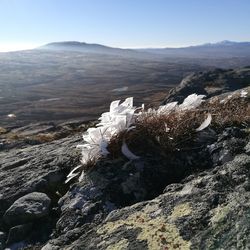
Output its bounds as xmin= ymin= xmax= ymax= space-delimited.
xmin=43 ymin=153 xmax=250 ymax=250
xmin=0 ymin=130 xmax=82 ymax=248
xmin=0 ymin=75 xmax=249 ymax=249
xmin=0 ymin=134 xmax=81 ymax=215
xmin=0 ymin=120 xmax=93 ymax=151
xmin=163 ymin=67 xmax=250 ymax=104
xmin=38 ymin=117 xmax=249 ymax=249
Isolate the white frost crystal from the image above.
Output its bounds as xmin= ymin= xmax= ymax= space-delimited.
xmin=240 ymin=90 xmax=248 ymax=98
xmin=157 ymin=102 xmax=178 ymax=114
xmin=196 ymin=113 xmax=212 ymax=132
xmin=121 ymin=141 xmax=140 ymax=160
xmin=66 ymin=97 xmax=137 ymax=182
xmin=179 ymin=94 xmax=206 ymax=110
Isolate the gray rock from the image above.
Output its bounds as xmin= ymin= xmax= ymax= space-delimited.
xmin=48 ymin=117 xmax=249 ymax=247
xmin=163 ymin=67 xmax=250 ymax=104
xmin=245 ymin=141 xmax=250 ymax=155
xmin=0 ymin=232 xmax=6 ymax=250
xmin=11 ymin=122 xmax=56 ymax=137
xmin=4 ymin=192 xmax=51 ymax=226
xmin=0 ymin=134 xmax=81 ymax=216
xmin=0 ymin=232 xmax=6 ymax=242
xmin=43 ymin=154 xmax=250 ymax=249
xmin=6 ymin=223 xmax=32 ymax=245
xmin=0 ymin=128 xmax=86 ymax=246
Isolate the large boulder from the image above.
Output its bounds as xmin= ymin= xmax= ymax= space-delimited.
xmin=4 ymin=192 xmax=51 ymax=226
xmin=163 ymin=67 xmax=250 ymax=104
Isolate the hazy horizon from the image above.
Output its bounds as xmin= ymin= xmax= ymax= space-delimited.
xmin=1 ymin=0 xmax=250 ymax=52
xmin=1 ymin=39 xmax=250 ymax=53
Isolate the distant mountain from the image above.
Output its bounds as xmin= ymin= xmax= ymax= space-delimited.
xmin=191 ymin=40 xmax=248 ymax=47
xmin=37 ymin=40 xmax=250 ymax=59
xmin=38 ymin=41 xmax=147 ymax=58
xmin=137 ymin=41 xmax=250 ymax=58
xmin=40 ymin=41 xmax=118 ymax=52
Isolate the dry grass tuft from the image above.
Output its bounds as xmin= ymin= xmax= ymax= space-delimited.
xmin=204 ymin=94 xmax=249 ymax=128
xmin=107 ymin=94 xmax=249 ymax=159
xmin=80 ymin=158 xmax=98 ymax=172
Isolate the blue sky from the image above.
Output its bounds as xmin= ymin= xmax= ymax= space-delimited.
xmin=0 ymin=0 xmax=250 ymax=51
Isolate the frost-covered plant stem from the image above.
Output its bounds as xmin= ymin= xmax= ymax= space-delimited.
xmin=66 ymin=93 xmax=212 ymax=183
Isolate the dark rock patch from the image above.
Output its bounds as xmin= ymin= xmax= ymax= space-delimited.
xmin=0 ymin=232 xmax=6 ymax=250
xmin=163 ymin=67 xmax=250 ymax=104
xmin=6 ymin=223 xmax=33 ymax=245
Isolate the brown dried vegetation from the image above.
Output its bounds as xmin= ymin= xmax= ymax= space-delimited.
xmin=107 ymin=93 xmax=249 ymax=159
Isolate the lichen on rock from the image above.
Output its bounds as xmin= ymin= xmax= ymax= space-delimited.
xmin=97 ymin=203 xmax=191 ymax=250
